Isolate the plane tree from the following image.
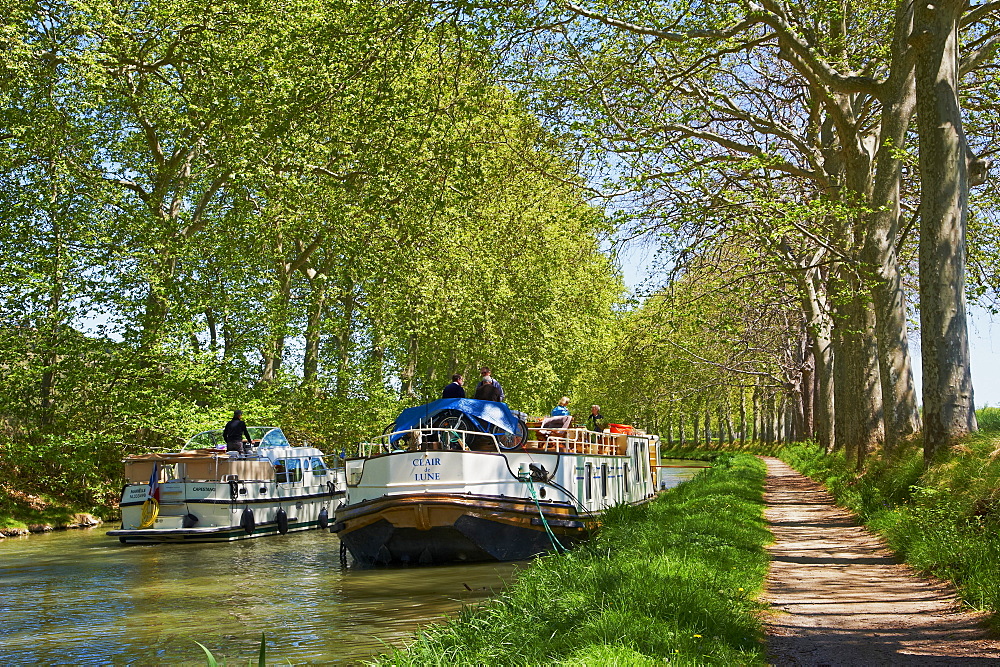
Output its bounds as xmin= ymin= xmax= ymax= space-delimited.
xmin=495 ymin=0 xmax=999 ymax=460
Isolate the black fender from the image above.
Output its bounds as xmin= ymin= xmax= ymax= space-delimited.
xmin=276 ymin=508 xmax=289 ymax=535
xmin=240 ymin=508 xmax=255 ymax=535
xmin=318 ymin=507 xmax=329 ymax=529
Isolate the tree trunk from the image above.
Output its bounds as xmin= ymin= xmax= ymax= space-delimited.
xmin=260 ymin=269 xmax=293 ymax=383
xmin=739 ymin=389 xmax=747 ymax=442
xmin=833 ymin=287 xmax=884 ymax=468
xmin=302 ymin=283 xmax=327 ymax=386
xmin=914 ymin=0 xmax=978 ymax=461
xmin=865 ymin=2 xmax=922 ymax=452
xmin=401 ymin=334 xmax=419 ymax=397
xmin=704 ymin=402 xmax=711 ymax=446
xmin=798 ymin=261 xmax=835 ymax=451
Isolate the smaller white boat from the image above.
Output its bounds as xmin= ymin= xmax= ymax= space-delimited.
xmin=107 ymin=427 xmax=346 ymax=543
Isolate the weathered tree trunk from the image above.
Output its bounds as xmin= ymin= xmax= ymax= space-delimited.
xmin=678 ymin=414 xmax=685 ymax=446
xmin=914 ymin=0 xmax=978 ymax=461
xmin=835 ymin=289 xmax=884 ymax=468
xmin=864 ymin=2 xmax=922 ymax=452
xmin=799 ymin=260 xmax=835 ymax=451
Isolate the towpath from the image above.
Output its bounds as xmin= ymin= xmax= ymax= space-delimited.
xmin=761 ymin=457 xmax=1000 ymax=666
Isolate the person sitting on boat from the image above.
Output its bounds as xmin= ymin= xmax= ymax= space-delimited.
xmin=442 ymin=373 xmax=466 ymax=399
xmin=224 ymin=410 xmax=252 ymax=455
xmin=550 ymin=396 xmax=571 ymax=417
xmin=473 ymin=366 xmax=504 ymax=402
xmin=587 ymin=405 xmax=605 ymax=432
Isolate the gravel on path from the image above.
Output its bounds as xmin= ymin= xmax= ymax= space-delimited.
xmin=762 ymin=456 xmax=1000 ymax=666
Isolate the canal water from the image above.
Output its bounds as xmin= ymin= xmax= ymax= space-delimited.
xmin=0 ymin=461 xmax=705 ymax=664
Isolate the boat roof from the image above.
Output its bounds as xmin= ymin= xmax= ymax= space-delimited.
xmin=390 ymin=399 xmax=522 ymax=443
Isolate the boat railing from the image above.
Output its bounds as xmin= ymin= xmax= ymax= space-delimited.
xmin=527 ymin=427 xmax=624 ymax=456
xmin=359 ymin=427 xmax=502 ymax=457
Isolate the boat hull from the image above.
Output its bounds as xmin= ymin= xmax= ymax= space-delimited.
xmin=107 ymin=516 xmax=323 ymax=543
xmin=333 ymin=492 xmax=590 ymax=565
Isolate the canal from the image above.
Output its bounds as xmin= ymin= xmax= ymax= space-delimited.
xmin=0 ymin=461 xmax=705 ymax=664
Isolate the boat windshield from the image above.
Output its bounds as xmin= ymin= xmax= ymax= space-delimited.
xmin=183 ymin=430 xmax=225 ymax=450
xmin=183 ymin=427 xmax=287 ymax=450
xmin=253 ymin=427 xmax=290 ymax=448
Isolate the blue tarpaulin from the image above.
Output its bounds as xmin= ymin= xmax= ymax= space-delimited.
xmin=389 ymin=399 xmax=522 ymax=443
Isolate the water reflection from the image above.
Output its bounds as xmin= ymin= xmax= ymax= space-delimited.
xmin=0 ymin=529 xmax=519 ymax=664
xmin=0 ymin=462 xmax=704 ymax=664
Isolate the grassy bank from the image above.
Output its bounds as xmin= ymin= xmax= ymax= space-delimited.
xmin=0 ymin=483 xmax=103 ymax=534
xmin=781 ymin=434 xmax=1000 ymax=630
xmin=372 ymin=453 xmax=770 ymax=666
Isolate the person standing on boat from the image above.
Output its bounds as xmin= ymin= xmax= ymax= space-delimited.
xmin=224 ymin=410 xmax=252 ymax=455
xmin=587 ymin=405 xmax=605 ymax=432
xmin=442 ymin=373 xmax=466 ymax=399
xmin=551 ymin=396 xmax=571 ymax=417
xmin=473 ymin=366 xmax=504 ymax=402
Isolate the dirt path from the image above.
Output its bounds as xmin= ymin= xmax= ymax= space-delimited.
xmin=762 ymin=457 xmax=1000 ymax=666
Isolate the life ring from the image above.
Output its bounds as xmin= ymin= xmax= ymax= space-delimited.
xmin=240 ymin=508 xmax=255 ymax=535
xmin=318 ymin=507 xmax=329 ymax=529
xmin=276 ymin=508 xmax=289 ymax=535
xmin=138 ymin=498 xmax=159 ymax=528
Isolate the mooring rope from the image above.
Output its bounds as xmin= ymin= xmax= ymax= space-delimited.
xmin=521 ymin=474 xmax=567 ymax=553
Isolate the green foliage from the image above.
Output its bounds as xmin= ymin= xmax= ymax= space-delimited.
xmin=780 ymin=433 xmax=1000 ymax=629
xmin=371 ymin=454 xmax=770 ymax=665
xmin=0 ymin=0 xmax=625 ymax=519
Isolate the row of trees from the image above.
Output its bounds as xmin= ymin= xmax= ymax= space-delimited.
xmin=512 ymin=0 xmax=999 ymax=465
xmin=3 ymin=0 xmax=998 ymax=511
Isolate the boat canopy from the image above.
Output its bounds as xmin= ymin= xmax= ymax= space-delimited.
xmin=389 ymin=399 xmax=522 ymax=443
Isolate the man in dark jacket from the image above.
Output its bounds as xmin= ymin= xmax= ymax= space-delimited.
xmin=224 ymin=410 xmax=252 ymax=455
xmin=473 ymin=366 xmax=505 ymax=402
xmin=442 ymin=374 xmax=466 ymax=399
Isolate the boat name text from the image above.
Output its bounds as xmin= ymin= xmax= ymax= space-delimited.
xmin=413 ymin=457 xmax=441 ymax=481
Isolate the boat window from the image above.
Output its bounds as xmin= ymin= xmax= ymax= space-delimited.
xmin=310 ymin=457 xmax=327 ymax=476
xmin=584 ymin=463 xmax=592 ymax=501
xmin=601 ymin=463 xmax=608 ymax=497
xmin=623 ymin=462 xmax=630 ymax=493
xmin=274 ymin=458 xmax=303 ymax=483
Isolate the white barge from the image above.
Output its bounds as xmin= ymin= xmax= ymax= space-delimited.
xmin=108 ymin=427 xmax=346 ymax=543
xmin=332 ymin=399 xmax=660 ymax=565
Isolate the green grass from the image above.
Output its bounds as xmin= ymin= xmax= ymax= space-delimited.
xmin=0 ymin=485 xmax=94 ymax=531
xmin=371 ymin=453 xmax=770 ymax=666
xmin=781 ymin=433 xmax=1000 ymax=631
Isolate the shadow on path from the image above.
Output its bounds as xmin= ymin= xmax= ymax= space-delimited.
xmin=762 ymin=457 xmax=999 ymax=666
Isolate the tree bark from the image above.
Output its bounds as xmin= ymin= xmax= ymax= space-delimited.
xmin=864 ymin=1 xmax=922 ymax=452
xmin=914 ymin=0 xmax=978 ymax=461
